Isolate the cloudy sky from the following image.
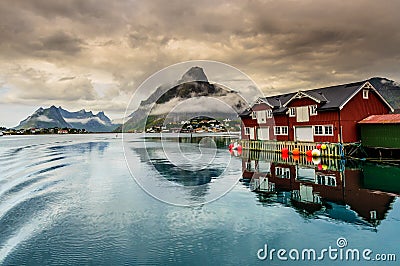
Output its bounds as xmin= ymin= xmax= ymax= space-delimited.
xmin=1 ymin=0 xmax=399 ymax=127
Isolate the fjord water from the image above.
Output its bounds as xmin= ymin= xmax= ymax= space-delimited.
xmin=0 ymin=134 xmax=399 ymax=265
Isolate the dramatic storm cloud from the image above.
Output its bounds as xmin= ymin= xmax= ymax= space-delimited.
xmin=0 ymin=0 xmax=399 ymax=126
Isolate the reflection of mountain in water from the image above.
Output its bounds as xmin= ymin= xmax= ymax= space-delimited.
xmin=241 ymin=150 xmax=399 ymax=228
xmin=150 ymin=158 xmax=222 ymax=186
xmin=131 ymin=143 xmax=229 ymax=201
xmin=132 ymin=141 xmax=225 ymax=185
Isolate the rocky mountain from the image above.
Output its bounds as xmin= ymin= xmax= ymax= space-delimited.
xmin=15 ymin=106 xmax=71 ymax=130
xmin=15 ymin=106 xmax=119 ymax=132
xmin=369 ymin=77 xmax=400 ymax=111
xmin=117 ymin=67 xmax=246 ymax=132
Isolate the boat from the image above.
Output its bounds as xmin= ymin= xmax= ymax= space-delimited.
xmin=0 ymin=132 xmax=3 ymax=136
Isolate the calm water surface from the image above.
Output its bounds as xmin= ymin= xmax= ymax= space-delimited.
xmin=0 ymin=134 xmax=399 ymax=265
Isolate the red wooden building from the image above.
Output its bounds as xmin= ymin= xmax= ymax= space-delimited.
xmin=240 ymin=79 xmax=394 ymax=143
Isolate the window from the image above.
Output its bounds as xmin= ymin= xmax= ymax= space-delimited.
xmin=258 ymin=127 xmax=270 ymax=140
xmin=296 ymin=106 xmax=309 ymax=122
xmin=289 ymin=107 xmax=296 ymax=117
xmin=324 ymin=125 xmax=333 ymax=135
xmin=244 ymin=127 xmax=250 ymax=135
xmin=267 ymin=109 xmax=273 ymax=118
xmin=276 ymin=167 xmax=290 ymax=179
xmin=314 ymin=125 xmax=323 ymax=135
xmin=251 ymin=111 xmax=257 ymax=119
xmin=256 ymin=110 xmax=266 ymax=123
xmin=309 ymin=105 xmax=318 ymax=116
xmin=316 ymin=174 xmax=336 ymax=187
xmin=314 ymin=125 xmax=333 ymax=136
xmin=274 ymin=126 xmax=288 ymax=135
xmin=363 ymin=89 xmax=369 ymax=99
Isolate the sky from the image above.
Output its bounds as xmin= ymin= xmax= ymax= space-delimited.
xmin=1 ymin=0 xmax=400 ymax=127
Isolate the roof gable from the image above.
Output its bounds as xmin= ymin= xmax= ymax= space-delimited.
xmin=261 ymin=93 xmax=295 ymax=108
xmin=253 ymin=97 xmax=274 ymax=108
xmin=283 ymin=91 xmax=325 ymax=107
xmin=339 ymin=81 xmax=394 ymax=112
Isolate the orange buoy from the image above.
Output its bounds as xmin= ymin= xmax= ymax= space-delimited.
xmin=306 ymin=150 xmax=312 ymax=157
xmin=292 ymin=154 xmax=300 ymax=161
xmin=292 ymin=148 xmax=300 ymax=155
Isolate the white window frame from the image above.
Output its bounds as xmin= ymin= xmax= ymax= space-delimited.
xmin=274 ymin=126 xmax=288 ymax=135
xmin=314 ymin=125 xmax=324 ymax=135
xmin=316 ymin=174 xmax=337 ymax=187
xmin=244 ymin=127 xmax=250 ymax=135
xmin=363 ymin=89 xmax=369 ymax=99
xmin=313 ymin=125 xmax=333 ymax=136
xmin=257 ymin=127 xmax=270 ymax=140
xmin=256 ymin=110 xmax=267 ymax=124
xmin=251 ymin=111 xmax=257 ymax=119
xmin=296 ymin=106 xmax=310 ymax=122
xmin=324 ymin=125 xmax=333 ymax=136
xmin=267 ymin=109 xmax=273 ymax=118
xmin=309 ymin=105 xmax=318 ymax=116
xmin=276 ymin=167 xmax=290 ymax=179
xmin=289 ymin=107 xmax=296 ymax=117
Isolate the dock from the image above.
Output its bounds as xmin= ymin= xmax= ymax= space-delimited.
xmin=239 ymin=139 xmax=344 ymax=158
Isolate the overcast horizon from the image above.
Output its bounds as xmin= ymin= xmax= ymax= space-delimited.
xmin=1 ymin=0 xmax=400 ymax=128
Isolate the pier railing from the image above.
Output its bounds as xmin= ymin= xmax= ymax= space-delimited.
xmin=240 ymin=139 xmax=344 ymax=158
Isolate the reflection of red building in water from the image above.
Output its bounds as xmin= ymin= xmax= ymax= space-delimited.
xmin=241 ymin=151 xmax=397 ymax=226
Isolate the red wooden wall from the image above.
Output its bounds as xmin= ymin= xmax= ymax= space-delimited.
xmin=340 ymin=89 xmax=391 ymax=142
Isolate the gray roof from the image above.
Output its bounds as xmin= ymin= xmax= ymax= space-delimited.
xmin=239 ymin=78 xmax=395 ymax=117
xmin=263 ymin=80 xmax=370 ymax=112
xmin=264 ymin=93 xmax=294 ymax=107
xmin=272 ymin=106 xmax=288 ymax=115
xmin=238 ymin=108 xmax=252 ymax=117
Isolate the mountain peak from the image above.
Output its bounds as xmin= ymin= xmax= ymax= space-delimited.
xmin=179 ymin=66 xmax=208 ymax=83
xmin=15 ymin=106 xmax=119 ymax=132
